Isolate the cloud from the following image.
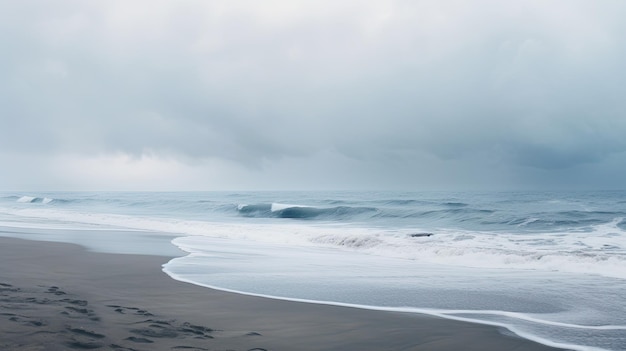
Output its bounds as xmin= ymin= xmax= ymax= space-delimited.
xmin=1 ymin=0 xmax=626 ymax=189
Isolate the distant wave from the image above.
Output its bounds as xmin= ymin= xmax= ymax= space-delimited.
xmin=234 ymin=200 xmax=626 ymax=232
xmin=420 ymin=208 xmax=495 ymax=216
xmin=3 ymin=195 xmax=77 ymax=205
xmin=236 ymin=201 xmax=491 ymax=222
xmin=444 ymin=202 xmax=469 ymax=207
xmin=372 ymin=207 xmax=495 ymax=221
xmin=379 ymin=199 xmax=430 ymax=206
xmin=237 ymin=203 xmax=378 ymax=220
xmin=504 ymin=217 xmax=609 ymax=228
xmin=496 ymin=211 xmax=626 ymax=230
xmin=17 ymin=196 xmax=55 ymax=204
xmin=8 ymin=193 xmax=624 ymax=234
xmin=376 ymin=199 xmax=468 ymax=207
xmin=236 ymin=203 xmax=273 ymax=217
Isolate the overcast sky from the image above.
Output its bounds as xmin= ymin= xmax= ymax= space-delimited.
xmin=2 ymin=0 xmax=625 ymax=191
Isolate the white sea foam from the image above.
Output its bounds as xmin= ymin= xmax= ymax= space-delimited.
xmin=301 ymin=218 xmax=626 ymax=278
xmin=516 ymin=217 xmax=540 ymax=227
xmin=1 ymin=206 xmax=624 ymax=279
xmin=15 ymin=196 xmax=54 ymax=204
xmin=163 ymin=237 xmax=622 ymax=351
xmin=17 ymin=196 xmax=36 ymax=203
xmin=270 ymin=202 xmax=311 ymax=212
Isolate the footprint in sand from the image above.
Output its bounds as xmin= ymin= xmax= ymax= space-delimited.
xmin=109 ymin=344 xmax=141 ymax=351
xmin=107 ymin=305 xmax=154 ymax=316
xmin=66 ymin=326 xmax=106 ymax=339
xmin=124 ymin=336 xmax=154 ymax=343
xmin=7 ymin=314 xmax=47 ymax=327
xmin=46 ymin=286 xmax=67 ymax=296
xmin=130 ymin=326 xmax=178 ymax=338
xmin=65 ymin=339 xmax=105 ymax=349
xmin=61 ymin=298 xmax=89 ymax=306
xmin=0 ymin=282 xmax=20 ymax=293
xmin=62 ymin=306 xmax=100 ymax=321
xmin=63 ymin=326 xmax=107 ymax=349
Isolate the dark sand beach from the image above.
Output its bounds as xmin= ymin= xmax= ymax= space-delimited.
xmin=0 ymin=236 xmax=567 ymax=351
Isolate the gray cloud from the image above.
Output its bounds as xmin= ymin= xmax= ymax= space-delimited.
xmin=2 ymin=0 xmax=626 ymax=189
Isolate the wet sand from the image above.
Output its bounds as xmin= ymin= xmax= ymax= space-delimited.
xmin=0 ymin=236 xmax=568 ymax=351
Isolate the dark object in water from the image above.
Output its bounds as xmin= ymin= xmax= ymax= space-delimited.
xmin=409 ymin=233 xmax=433 ymax=237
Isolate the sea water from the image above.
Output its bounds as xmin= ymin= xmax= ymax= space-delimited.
xmin=0 ymin=191 xmax=625 ymax=350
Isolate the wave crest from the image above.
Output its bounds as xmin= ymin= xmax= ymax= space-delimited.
xmin=17 ymin=196 xmax=55 ymax=204
xmin=237 ymin=203 xmax=378 ymax=220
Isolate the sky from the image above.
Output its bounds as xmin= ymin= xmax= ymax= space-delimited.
xmin=1 ymin=0 xmax=626 ymax=191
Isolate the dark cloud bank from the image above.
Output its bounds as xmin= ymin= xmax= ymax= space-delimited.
xmin=2 ymin=1 xmax=626 ymax=190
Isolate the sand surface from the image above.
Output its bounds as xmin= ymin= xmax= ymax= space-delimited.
xmin=0 ymin=236 xmax=567 ymax=351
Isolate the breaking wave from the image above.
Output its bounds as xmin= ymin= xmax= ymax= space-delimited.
xmin=237 ymin=203 xmax=378 ymax=220
xmin=16 ymin=196 xmax=55 ymax=204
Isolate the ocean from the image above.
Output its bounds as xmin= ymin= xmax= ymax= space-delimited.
xmin=0 ymin=191 xmax=624 ymax=351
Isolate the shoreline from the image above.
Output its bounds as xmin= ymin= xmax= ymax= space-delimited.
xmin=0 ymin=236 xmax=568 ymax=351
